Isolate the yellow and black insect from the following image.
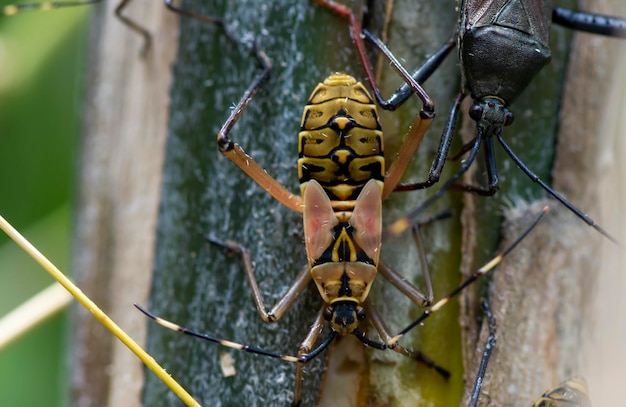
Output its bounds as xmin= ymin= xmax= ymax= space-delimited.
xmin=139 ymin=64 xmax=450 ymax=405
xmin=134 ymin=3 xmax=551 ymax=405
xmin=533 ymin=377 xmax=592 ymax=407
xmin=139 ymin=64 xmax=547 ymax=402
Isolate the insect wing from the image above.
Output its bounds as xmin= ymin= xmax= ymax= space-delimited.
xmin=303 ymin=180 xmax=339 ymax=265
xmin=349 ymin=179 xmax=382 ymax=265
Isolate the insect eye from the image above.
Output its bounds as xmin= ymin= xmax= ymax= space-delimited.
xmin=323 ymin=308 xmax=333 ymax=321
xmin=504 ymin=111 xmax=514 ymax=126
xmin=356 ymin=307 xmax=366 ymax=320
xmin=469 ymin=104 xmax=483 ymax=121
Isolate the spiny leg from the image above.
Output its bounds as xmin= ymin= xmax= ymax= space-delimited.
xmin=161 ymin=2 xmax=306 ymax=212
xmin=389 ymin=206 xmax=548 ymax=346
xmin=214 ymin=56 xmax=302 ymax=213
xmin=468 ymin=300 xmax=497 ymax=407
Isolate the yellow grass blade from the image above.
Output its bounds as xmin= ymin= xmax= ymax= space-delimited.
xmin=0 ymin=283 xmax=71 ymax=351
xmin=0 ymin=214 xmax=201 ymax=407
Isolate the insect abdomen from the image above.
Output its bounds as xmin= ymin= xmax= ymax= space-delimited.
xmin=298 ymin=74 xmax=384 ymax=209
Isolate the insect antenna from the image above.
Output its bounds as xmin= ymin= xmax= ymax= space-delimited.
xmin=135 ymin=304 xmax=335 ymax=364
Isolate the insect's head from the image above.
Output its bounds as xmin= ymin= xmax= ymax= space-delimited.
xmin=324 ymin=300 xmax=365 ymax=335
xmin=469 ymin=97 xmax=514 ymax=136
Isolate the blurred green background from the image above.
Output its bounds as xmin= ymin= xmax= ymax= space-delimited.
xmin=0 ymin=3 xmax=91 ymax=406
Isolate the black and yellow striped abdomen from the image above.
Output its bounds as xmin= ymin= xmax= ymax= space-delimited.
xmin=298 ymin=74 xmax=384 ymax=210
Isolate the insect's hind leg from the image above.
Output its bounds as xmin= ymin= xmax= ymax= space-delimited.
xmin=207 ymin=236 xmax=311 ymax=323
